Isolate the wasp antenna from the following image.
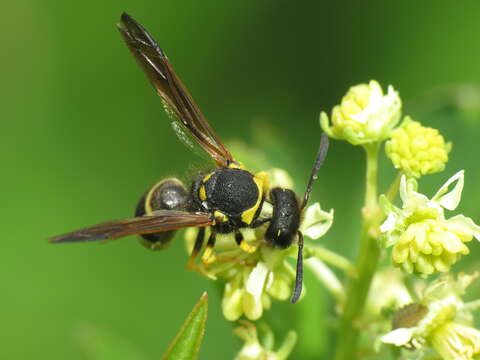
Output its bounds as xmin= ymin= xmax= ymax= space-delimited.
xmin=301 ymin=133 xmax=329 ymax=209
xmin=290 ymin=231 xmax=304 ymax=303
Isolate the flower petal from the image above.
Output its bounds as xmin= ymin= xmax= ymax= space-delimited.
xmin=381 ymin=328 xmax=415 ymax=346
xmin=300 ymin=202 xmax=334 ymax=240
xmin=399 ymin=175 xmax=409 ymax=203
xmin=380 ymin=212 xmax=397 ymax=233
xmin=446 ymin=215 xmax=480 ymax=241
xmin=246 ymin=262 xmax=269 ymax=300
xmin=432 ymin=170 xmax=464 ymax=210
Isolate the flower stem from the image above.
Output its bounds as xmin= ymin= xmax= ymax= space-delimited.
xmin=334 ymin=143 xmax=382 ymax=360
xmin=403 ymin=275 xmax=420 ymax=302
xmin=306 ymin=245 xmax=356 ymax=276
xmin=463 ymin=299 xmax=480 ymax=311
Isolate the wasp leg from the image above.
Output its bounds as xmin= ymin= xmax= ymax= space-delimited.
xmin=235 ymin=230 xmax=257 ymax=253
xmin=187 ymin=227 xmax=206 ymax=270
xmin=290 ymin=231 xmax=304 ymax=304
xmin=201 ymin=230 xmax=217 ymax=264
xmin=250 ymin=218 xmax=271 ymax=228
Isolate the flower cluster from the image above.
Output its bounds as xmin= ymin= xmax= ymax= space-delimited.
xmin=380 ymin=171 xmax=480 ymax=276
xmin=385 ymin=117 xmax=452 ymax=178
xmin=382 ymin=273 xmax=480 ymax=360
xmin=234 ymin=321 xmax=297 ymax=360
xmin=320 ymin=80 xmax=401 ymax=145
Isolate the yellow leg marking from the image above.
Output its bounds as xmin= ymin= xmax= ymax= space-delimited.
xmin=202 ymin=246 xmax=217 ymax=264
xmin=239 ymin=240 xmax=257 ymax=254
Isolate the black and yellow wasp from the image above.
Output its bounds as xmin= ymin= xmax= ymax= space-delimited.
xmin=50 ymin=13 xmax=329 ymax=303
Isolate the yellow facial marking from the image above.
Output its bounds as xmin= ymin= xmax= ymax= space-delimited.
xmin=240 ymin=171 xmax=269 ymax=224
xmin=214 ymin=210 xmax=228 ymax=222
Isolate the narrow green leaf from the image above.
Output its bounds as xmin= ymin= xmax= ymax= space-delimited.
xmin=161 ymin=292 xmax=208 ymax=360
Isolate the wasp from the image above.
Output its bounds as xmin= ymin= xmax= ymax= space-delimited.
xmin=50 ymin=13 xmax=329 ymax=303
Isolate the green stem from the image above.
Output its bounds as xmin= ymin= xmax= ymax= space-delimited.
xmin=463 ymin=299 xmax=480 ymax=311
xmin=403 ymin=275 xmax=420 ymax=303
xmin=364 ymin=143 xmax=380 ymax=211
xmin=333 ymin=143 xmax=382 ymax=360
xmin=306 ymin=245 xmax=357 ymax=277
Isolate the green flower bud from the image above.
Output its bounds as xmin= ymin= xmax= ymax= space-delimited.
xmin=385 ymin=117 xmax=452 ymax=178
xmin=266 ymin=270 xmax=293 ymax=301
xmin=234 ymin=322 xmax=297 ymax=360
xmin=222 ymin=275 xmax=245 ymax=321
xmin=320 ymin=80 xmax=401 ymax=145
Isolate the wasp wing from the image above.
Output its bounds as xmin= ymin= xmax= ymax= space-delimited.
xmin=117 ymin=13 xmax=234 ymax=168
xmin=49 ymin=210 xmax=212 ymax=243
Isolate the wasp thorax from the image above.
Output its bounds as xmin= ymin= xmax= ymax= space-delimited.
xmin=135 ymin=178 xmax=188 ymax=250
xmin=194 ymin=168 xmax=266 ymax=232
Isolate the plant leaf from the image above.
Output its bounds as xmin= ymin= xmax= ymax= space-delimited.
xmin=161 ymin=292 xmax=208 ymax=360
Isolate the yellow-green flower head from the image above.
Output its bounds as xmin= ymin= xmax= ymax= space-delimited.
xmin=184 ymin=168 xmax=334 ymax=321
xmin=385 ymin=117 xmax=452 ymax=178
xmin=320 ymin=80 xmax=402 ymax=145
xmin=234 ymin=321 xmax=297 ymax=360
xmin=380 ymin=171 xmax=480 ymax=276
xmin=220 ymin=249 xmax=296 ymax=321
xmin=381 ymin=273 xmax=480 ymax=360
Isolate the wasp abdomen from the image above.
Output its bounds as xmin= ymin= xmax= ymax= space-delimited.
xmin=135 ymin=178 xmax=188 ymax=250
xmin=265 ymin=188 xmax=301 ymax=249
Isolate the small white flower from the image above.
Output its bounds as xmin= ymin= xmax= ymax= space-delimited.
xmin=300 ymin=202 xmax=334 ymax=240
xmin=381 ymin=273 xmax=480 ymax=360
xmin=321 ymin=80 xmax=402 ymax=145
xmin=379 ymin=171 xmax=480 ymax=276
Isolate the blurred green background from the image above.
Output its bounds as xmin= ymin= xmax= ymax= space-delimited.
xmin=2 ymin=1 xmax=480 ymax=359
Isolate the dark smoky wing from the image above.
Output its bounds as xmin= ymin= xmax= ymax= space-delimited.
xmin=49 ymin=210 xmax=213 ymax=243
xmin=117 ymin=13 xmax=234 ymax=168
